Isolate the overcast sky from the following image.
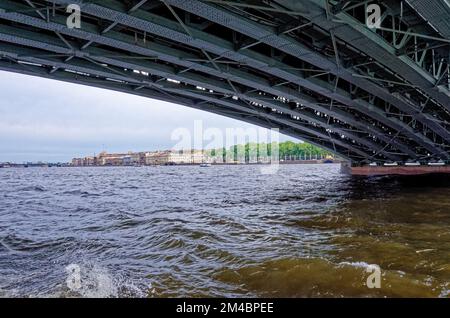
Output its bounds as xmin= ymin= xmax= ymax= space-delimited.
xmin=0 ymin=71 xmax=296 ymax=163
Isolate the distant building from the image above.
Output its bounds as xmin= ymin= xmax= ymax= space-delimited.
xmin=170 ymin=150 xmax=206 ymax=164
xmin=122 ymin=152 xmax=142 ymax=166
xmin=145 ymin=150 xmax=207 ymax=165
xmin=145 ymin=151 xmax=170 ymax=165
xmin=71 ymin=157 xmax=95 ymax=166
xmin=138 ymin=152 xmax=147 ymax=165
xmin=97 ymin=152 xmax=128 ymax=166
xmin=84 ymin=157 xmax=96 ymax=166
xmin=72 ymin=158 xmax=83 ymax=166
xmin=72 ymin=150 xmax=208 ymax=166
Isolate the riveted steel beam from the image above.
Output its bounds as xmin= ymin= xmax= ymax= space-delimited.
xmin=407 ymin=0 xmax=450 ymax=40
xmin=275 ymin=0 xmax=450 ymax=109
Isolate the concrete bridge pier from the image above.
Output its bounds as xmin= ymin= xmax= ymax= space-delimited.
xmin=341 ymin=162 xmax=450 ymax=176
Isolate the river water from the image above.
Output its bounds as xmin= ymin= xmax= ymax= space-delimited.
xmin=0 ymin=164 xmax=449 ymax=298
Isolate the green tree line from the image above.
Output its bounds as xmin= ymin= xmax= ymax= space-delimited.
xmin=207 ymin=141 xmax=333 ymax=162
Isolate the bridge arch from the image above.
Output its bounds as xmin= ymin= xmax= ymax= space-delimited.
xmin=0 ymin=0 xmax=448 ymax=164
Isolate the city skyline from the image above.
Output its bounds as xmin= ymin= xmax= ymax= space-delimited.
xmin=69 ymin=141 xmax=333 ymax=167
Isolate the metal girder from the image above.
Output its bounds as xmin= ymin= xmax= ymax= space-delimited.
xmin=157 ymin=0 xmax=450 ymax=148
xmin=18 ymin=0 xmax=437 ymax=157
xmin=406 ymin=0 xmax=450 ymax=41
xmin=277 ymin=0 xmax=450 ymax=109
xmin=159 ymin=0 xmax=450 ymax=145
xmin=0 ymin=57 xmax=358 ymax=161
xmin=0 ymin=40 xmax=379 ymax=161
xmin=0 ymin=1 xmax=421 ymax=159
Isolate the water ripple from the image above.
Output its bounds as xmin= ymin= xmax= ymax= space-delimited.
xmin=0 ymin=164 xmax=449 ymax=297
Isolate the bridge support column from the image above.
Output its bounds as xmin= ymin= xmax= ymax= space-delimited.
xmin=341 ymin=162 xmax=450 ymax=176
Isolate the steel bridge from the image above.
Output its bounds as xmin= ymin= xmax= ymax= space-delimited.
xmin=0 ymin=0 xmax=449 ymax=164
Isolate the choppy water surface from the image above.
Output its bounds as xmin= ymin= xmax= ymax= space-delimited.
xmin=0 ymin=164 xmax=449 ymax=298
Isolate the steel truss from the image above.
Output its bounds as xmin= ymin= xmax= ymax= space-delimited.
xmin=0 ymin=0 xmax=448 ymax=163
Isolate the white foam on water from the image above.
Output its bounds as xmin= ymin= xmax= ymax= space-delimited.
xmin=439 ymin=290 xmax=449 ymax=298
xmin=337 ymin=261 xmax=372 ymax=269
xmin=439 ymin=284 xmax=450 ymax=298
xmin=64 ymin=263 xmax=148 ymax=298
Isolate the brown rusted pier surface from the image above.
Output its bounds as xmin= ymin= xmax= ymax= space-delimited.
xmin=341 ymin=163 xmax=450 ymax=176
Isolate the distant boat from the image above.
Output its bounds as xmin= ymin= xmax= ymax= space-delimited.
xmin=200 ymin=163 xmax=212 ymax=167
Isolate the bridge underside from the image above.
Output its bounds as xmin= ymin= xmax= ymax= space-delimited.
xmin=0 ymin=0 xmax=449 ymax=164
